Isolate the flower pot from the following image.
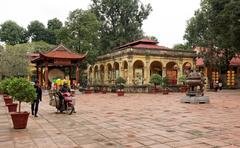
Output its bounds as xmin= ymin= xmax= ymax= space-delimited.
xmin=162 ymin=89 xmax=169 ymax=95
xmin=180 ymin=86 xmax=188 ymax=93
xmin=117 ymin=90 xmax=124 ymax=96
xmin=11 ymin=112 xmax=30 ymax=129
xmin=151 ymin=88 xmax=158 ymax=94
xmin=6 ymin=103 xmax=18 ymax=112
xmin=4 ymin=98 xmax=13 ymax=106
xmin=85 ymin=89 xmax=92 ymax=94
xmin=102 ymin=90 xmax=107 ymax=94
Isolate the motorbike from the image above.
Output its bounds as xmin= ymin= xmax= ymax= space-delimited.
xmin=54 ymin=91 xmax=75 ymax=115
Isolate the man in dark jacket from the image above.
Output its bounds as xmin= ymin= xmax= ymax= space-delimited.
xmin=31 ymin=80 xmax=42 ymax=117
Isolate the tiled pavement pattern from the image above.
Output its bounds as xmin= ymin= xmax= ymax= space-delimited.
xmin=0 ymin=90 xmax=240 ymax=148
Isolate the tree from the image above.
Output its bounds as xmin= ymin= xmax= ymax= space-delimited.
xmin=0 ymin=20 xmax=28 ymax=45
xmin=91 ymin=0 xmax=152 ymax=52
xmin=0 ymin=45 xmax=30 ymax=78
xmin=184 ymin=0 xmax=240 ymax=68
xmin=47 ymin=18 xmax=63 ymax=44
xmin=12 ymin=41 xmax=55 ymax=53
xmin=27 ymin=20 xmax=47 ymax=42
xmin=149 ymin=74 xmax=162 ymax=89
xmin=173 ymin=44 xmax=191 ymax=50
xmin=65 ymin=9 xmax=101 ymax=64
xmin=47 ymin=18 xmax=63 ymax=30
xmin=184 ymin=0 xmax=240 ymax=87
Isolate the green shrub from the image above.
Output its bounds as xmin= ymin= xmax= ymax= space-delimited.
xmin=149 ymin=74 xmax=162 ymax=88
xmin=178 ymin=75 xmax=186 ymax=84
xmin=0 ymin=78 xmax=13 ymax=94
xmin=162 ymin=76 xmax=169 ymax=88
xmin=115 ymin=77 xmax=126 ymax=90
xmin=7 ymin=77 xmax=36 ymax=112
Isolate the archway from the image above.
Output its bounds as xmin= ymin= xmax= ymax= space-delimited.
xmin=94 ymin=65 xmax=99 ymax=82
xmin=183 ymin=62 xmax=192 ymax=75
xmin=166 ymin=62 xmax=178 ymax=85
xmin=89 ymin=67 xmax=93 ymax=84
xmin=123 ymin=61 xmax=128 ymax=80
xmin=107 ymin=63 xmax=112 ymax=83
xmin=150 ymin=61 xmax=162 ymax=76
xmin=113 ymin=62 xmax=120 ymax=80
xmin=100 ymin=65 xmax=104 ymax=83
xmin=133 ymin=60 xmax=144 ymax=85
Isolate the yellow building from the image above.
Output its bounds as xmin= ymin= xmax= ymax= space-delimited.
xmin=88 ymin=39 xmax=196 ymax=86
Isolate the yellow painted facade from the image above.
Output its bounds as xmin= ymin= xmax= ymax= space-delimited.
xmin=87 ymin=39 xmax=196 ymax=85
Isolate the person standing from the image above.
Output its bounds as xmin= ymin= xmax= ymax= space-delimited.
xmin=31 ymin=80 xmax=42 ymax=117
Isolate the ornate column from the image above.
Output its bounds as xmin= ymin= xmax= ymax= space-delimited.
xmin=45 ymin=62 xmax=49 ymax=89
xmin=76 ymin=64 xmax=79 ymax=84
xmin=128 ymin=61 xmax=133 ymax=85
xmin=40 ymin=67 xmax=43 ymax=86
xmin=144 ymin=60 xmax=150 ymax=84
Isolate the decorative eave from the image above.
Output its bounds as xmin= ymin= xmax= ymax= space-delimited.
xmin=31 ymin=44 xmax=87 ymax=63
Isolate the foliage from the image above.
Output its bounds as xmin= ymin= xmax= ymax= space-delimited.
xmin=0 ymin=20 xmax=28 ymax=45
xmin=184 ymin=0 xmax=240 ymax=70
xmin=65 ymin=9 xmax=100 ymax=65
xmin=47 ymin=18 xmax=63 ymax=30
xmin=115 ymin=76 xmax=126 ymax=89
xmin=9 ymin=41 xmax=55 ymax=53
xmin=91 ymin=0 xmax=152 ymax=52
xmin=47 ymin=18 xmax=63 ymax=44
xmin=0 ymin=78 xmax=12 ymax=94
xmin=149 ymin=74 xmax=162 ymax=87
xmin=7 ymin=77 xmax=36 ymax=112
xmin=27 ymin=20 xmax=47 ymax=42
xmin=178 ymin=75 xmax=186 ymax=84
xmin=0 ymin=46 xmax=30 ymax=78
xmin=161 ymin=76 xmax=169 ymax=88
xmin=173 ymin=44 xmax=191 ymax=50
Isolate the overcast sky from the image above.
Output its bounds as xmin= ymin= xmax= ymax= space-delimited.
xmin=0 ymin=0 xmax=201 ymax=48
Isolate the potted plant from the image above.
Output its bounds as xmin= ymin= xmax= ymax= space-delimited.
xmin=0 ymin=78 xmax=14 ymax=105
xmin=161 ymin=76 xmax=169 ymax=95
xmin=7 ymin=77 xmax=36 ymax=129
xmin=149 ymin=74 xmax=162 ymax=94
xmin=115 ymin=77 xmax=126 ymax=96
xmin=178 ymin=75 xmax=187 ymax=92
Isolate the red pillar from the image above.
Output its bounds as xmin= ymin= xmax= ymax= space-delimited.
xmin=76 ymin=64 xmax=79 ymax=85
xmin=45 ymin=62 xmax=49 ymax=89
xmin=69 ymin=66 xmax=72 ymax=86
xmin=40 ymin=67 xmax=43 ymax=86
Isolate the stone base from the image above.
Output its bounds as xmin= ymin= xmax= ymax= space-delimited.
xmin=181 ymin=96 xmax=209 ymax=104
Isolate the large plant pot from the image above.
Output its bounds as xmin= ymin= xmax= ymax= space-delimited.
xmin=151 ymin=88 xmax=158 ymax=94
xmin=162 ymin=89 xmax=169 ymax=95
xmin=6 ymin=103 xmax=18 ymax=112
xmin=85 ymin=89 xmax=92 ymax=94
xmin=11 ymin=112 xmax=30 ymax=129
xmin=102 ymin=90 xmax=107 ymax=94
xmin=117 ymin=90 xmax=124 ymax=96
xmin=4 ymin=98 xmax=13 ymax=106
xmin=180 ymin=86 xmax=188 ymax=93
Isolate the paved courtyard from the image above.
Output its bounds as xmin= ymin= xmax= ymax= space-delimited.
xmin=0 ymin=90 xmax=240 ymax=148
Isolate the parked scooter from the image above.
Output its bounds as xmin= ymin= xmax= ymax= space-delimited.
xmin=55 ymin=91 xmax=75 ymax=115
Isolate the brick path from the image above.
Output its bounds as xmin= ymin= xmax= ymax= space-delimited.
xmin=0 ymin=90 xmax=240 ymax=148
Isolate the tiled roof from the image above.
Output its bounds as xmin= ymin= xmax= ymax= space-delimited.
xmin=40 ymin=45 xmax=86 ymax=59
xmin=196 ymin=56 xmax=240 ymax=67
xmin=117 ymin=39 xmax=168 ymax=50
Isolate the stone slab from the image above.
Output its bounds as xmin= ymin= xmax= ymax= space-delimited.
xmin=181 ymin=96 xmax=210 ymax=104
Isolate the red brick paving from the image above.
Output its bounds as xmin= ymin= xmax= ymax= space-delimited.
xmin=0 ymin=90 xmax=240 ymax=148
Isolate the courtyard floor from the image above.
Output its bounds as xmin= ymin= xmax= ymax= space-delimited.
xmin=0 ymin=90 xmax=240 ymax=148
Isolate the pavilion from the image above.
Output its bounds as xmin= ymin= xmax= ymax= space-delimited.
xmin=87 ymin=39 xmax=196 ymax=86
xmin=31 ymin=44 xmax=87 ymax=89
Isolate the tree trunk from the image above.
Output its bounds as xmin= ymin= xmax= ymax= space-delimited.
xmin=18 ymin=101 xmax=21 ymax=112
